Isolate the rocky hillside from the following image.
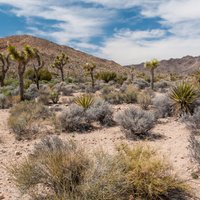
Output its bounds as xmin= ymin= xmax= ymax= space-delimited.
xmin=0 ymin=35 xmax=126 ymax=75
xmin=127 ymin=55 xmax=200 ymax=75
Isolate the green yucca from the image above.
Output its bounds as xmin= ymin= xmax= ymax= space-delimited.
xmin=74 ymin=94 xmax=94 ymax=109
xmin=169 ymin=82 xmax=198 ymax=116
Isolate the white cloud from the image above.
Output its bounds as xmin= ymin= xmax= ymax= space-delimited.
xmin=99 ymin=30 xmax=200 ymax=64
xmin=1 ymin=0 xmax=200 ymax=65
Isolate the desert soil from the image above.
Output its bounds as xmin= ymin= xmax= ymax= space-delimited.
xmin=1 ymin=107 xmax=200 ymax=200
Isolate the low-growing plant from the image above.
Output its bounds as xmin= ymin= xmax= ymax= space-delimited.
xmin=115 ymin=107 xmax=155 ymax=139
xmin=86 ymin=99 xmax=114 ymax=126
xmin=8 ymin=101 xmax=52 ymax=139
xmin=59 ymin=104 xmax=91 ymax=132
xmin=96 ymin=71 xmax=117 ymax=83
xmin=170 ymin=82 xmax=198 ymax=116
xmin=0 ymin=93 xmax=7 ymax=109
xmin=153 ymin=95 xmax=172 ymax=118
xmin=137 ymin=92 xmax=152 ymax=110
xmin=50 ymin=90 xmax=59 ymax=104
xmin=189 ymin=135 xmax=200 ymax=165
xmin=74 ymin=94 xmax=94 ymax=109
xmin=9 ymin=137 xmax=188 ymax=200
xmin=102 ymin=85 xmax=138 ymax=104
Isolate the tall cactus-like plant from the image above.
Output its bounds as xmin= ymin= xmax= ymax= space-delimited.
xmin=8 ymin=45 xmax=36 ymax=101
xmin=144 ymin=59 xmax=159 ymax=90
xmin=51 ymin=53 xmax=69 ymax=81
xmin=170 ymin=82 xmax=198 ymax=116
xmin=83 ymin=62 xmax=96 ymax=89
xmin=32 ymin=49 xmax=44 ymax=89
xmin=0 ymin=52 xmax=10 ymax=87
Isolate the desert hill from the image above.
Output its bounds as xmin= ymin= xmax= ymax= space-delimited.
xmin=126 ymin=55 xmax=200 ymax=75
xmin=0 ymin=35 xmax=126 ymax=75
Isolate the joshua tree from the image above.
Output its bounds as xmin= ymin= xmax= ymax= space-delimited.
xmin=8 ymin=45 xmax=36 ymax=101
xmin=130 ymin=65 xmax=135 ymax=83
xmin=83 ymin=62 xmax=96 ymax=89
xmin=0 ymin=52 xmax=10 ymax=87
xmin=32 ymin=49 xmax=44 ymax=89
xmin=144 ymin=59 xmax=159 ymax=90
xmin=51 ymin=53 xmax=69 ymax=81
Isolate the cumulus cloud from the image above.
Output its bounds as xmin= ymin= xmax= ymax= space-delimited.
xmin=1 ymin=0 xmax=200 ymax=65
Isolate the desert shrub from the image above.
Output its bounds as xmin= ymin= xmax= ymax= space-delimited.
xmin=50 ymin=90 xmax=59 ymax=104
xmin=86 ymin=99 xmax=114 ymax=126
xmin=62 ymin=85 xmax=74 ymax=96
xmin=8 ymin=101 xmax=51 ymax=139
xmin=133 ymin=79 xmax=149 ymax=89
xmin=182 ymin=107 xmax=200 ymax=130
xmin=74 ymin=94 xmax=94 ymax=109
xmin=24 ymin=84 xmax=39 ymax=100
xmin=10 ymin=137 xmax=188 ymax=200
xmin=154 ymin=80 xmax=171 ymax=92
xmin=5 ymin=78 xmax=18 ymax=87
xmin=59 ymin=104 xmax=91 ymax=132
xmin=96 ymin=71 xmax=117 ymax=83
xmin=38 ymin=86 xmax=51 ymax=105
xmin=25 ymin=68 xmax=52 ymax=82
xmin=9 ymin=136 xmax=90 ymax=199
xmin=169 ymin=82 xmax=198 ymax=116
xmin=153 ymin=95 xmax=172 ymax=118
xmin=137 ymin=92 xmax=152 ymax=110
xmin=116 ymin=74 xmax=127 ymax=85
xmin=102 ymin=85 xmax=138 ymax=104
xmin=0 ymin=94 xmax=7 ymax=109
xmin=189 ymin=135 xmax=200 ymax=165
xmin=115 ymin=107 xmax=155 ymax=139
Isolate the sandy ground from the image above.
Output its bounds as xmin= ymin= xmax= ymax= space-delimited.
xmin=1 ymin=107 xmax=200 ymax=200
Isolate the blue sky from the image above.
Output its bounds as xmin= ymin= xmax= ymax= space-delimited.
xmin=0 ymin=0 xmax=200 ymax=65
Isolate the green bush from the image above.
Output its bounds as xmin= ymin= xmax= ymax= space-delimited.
xmin=96 ymin=71 xmax=117 ymax=83
xmin=25 ymin=68 xmax=52 ymax=82
xmin=9 ymin=137 xmax=188 ymax=200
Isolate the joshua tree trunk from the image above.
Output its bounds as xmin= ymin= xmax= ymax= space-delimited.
xmin=91 ymin=72 xmax=95 ymax=89
xmin=150 ymin=69 xmax=154 ymax=90
xmin=19 ymin=73 xmax=24 ymax=101
xmin=61 ymin=68 xmax=64 ymax=82
xmin=0 ymin=74 xmax=5 ymax=87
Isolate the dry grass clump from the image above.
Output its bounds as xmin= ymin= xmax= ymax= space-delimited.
xmin=189 ymin=135 xmax=200 ymax=165
xmin=137 ymin=91 xmax=152 ymax=110
xmin=9 ymin=137 xmax=188 ymax=200
xmin=8 ymin=101 xmax=52 ymax=140
xmin=115 ymin=107 xmax=155 ymax=139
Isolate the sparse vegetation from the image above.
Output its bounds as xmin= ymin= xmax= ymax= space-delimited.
xmin=96 ymin=71 xmax=117 ymax=83
xmin=9 ymin=136 xmax=188 ymax=200
xmin=137 ymin=91 xmax=152 ymax=110
xmin=83 ymin=62 xmax=96 ymax=90
xmin=0 ymin=52 xmax=10 ymax=87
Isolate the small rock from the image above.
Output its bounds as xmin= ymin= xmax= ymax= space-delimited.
xmin=15 ymin=151 xmax=22 ymax=156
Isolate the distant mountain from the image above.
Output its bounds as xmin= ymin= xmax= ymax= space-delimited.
xmin=126 ymin=55 xmax=200 ymax=75
xmin=0 ymin=35 xmax=126 ymax=75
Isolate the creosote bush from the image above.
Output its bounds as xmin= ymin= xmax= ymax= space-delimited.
xmin=9 ymin=136 xmax=188 ymax=200
xmin=137 ymin=92 xmax=152 ymax=110
xmin=115 ymin=107 xmax=155 ymax=139
xmin=8 ymin=101 xmax=52 ymax=139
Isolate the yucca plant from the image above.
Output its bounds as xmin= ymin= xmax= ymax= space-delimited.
xmin=74 ymin=94 xmax=94 ymax=109
xmin=169 ymin=82 xmax=198 ymax=116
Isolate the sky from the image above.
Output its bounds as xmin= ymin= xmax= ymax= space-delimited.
xmin=0 ymin=0 xmax=200 ymax=65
